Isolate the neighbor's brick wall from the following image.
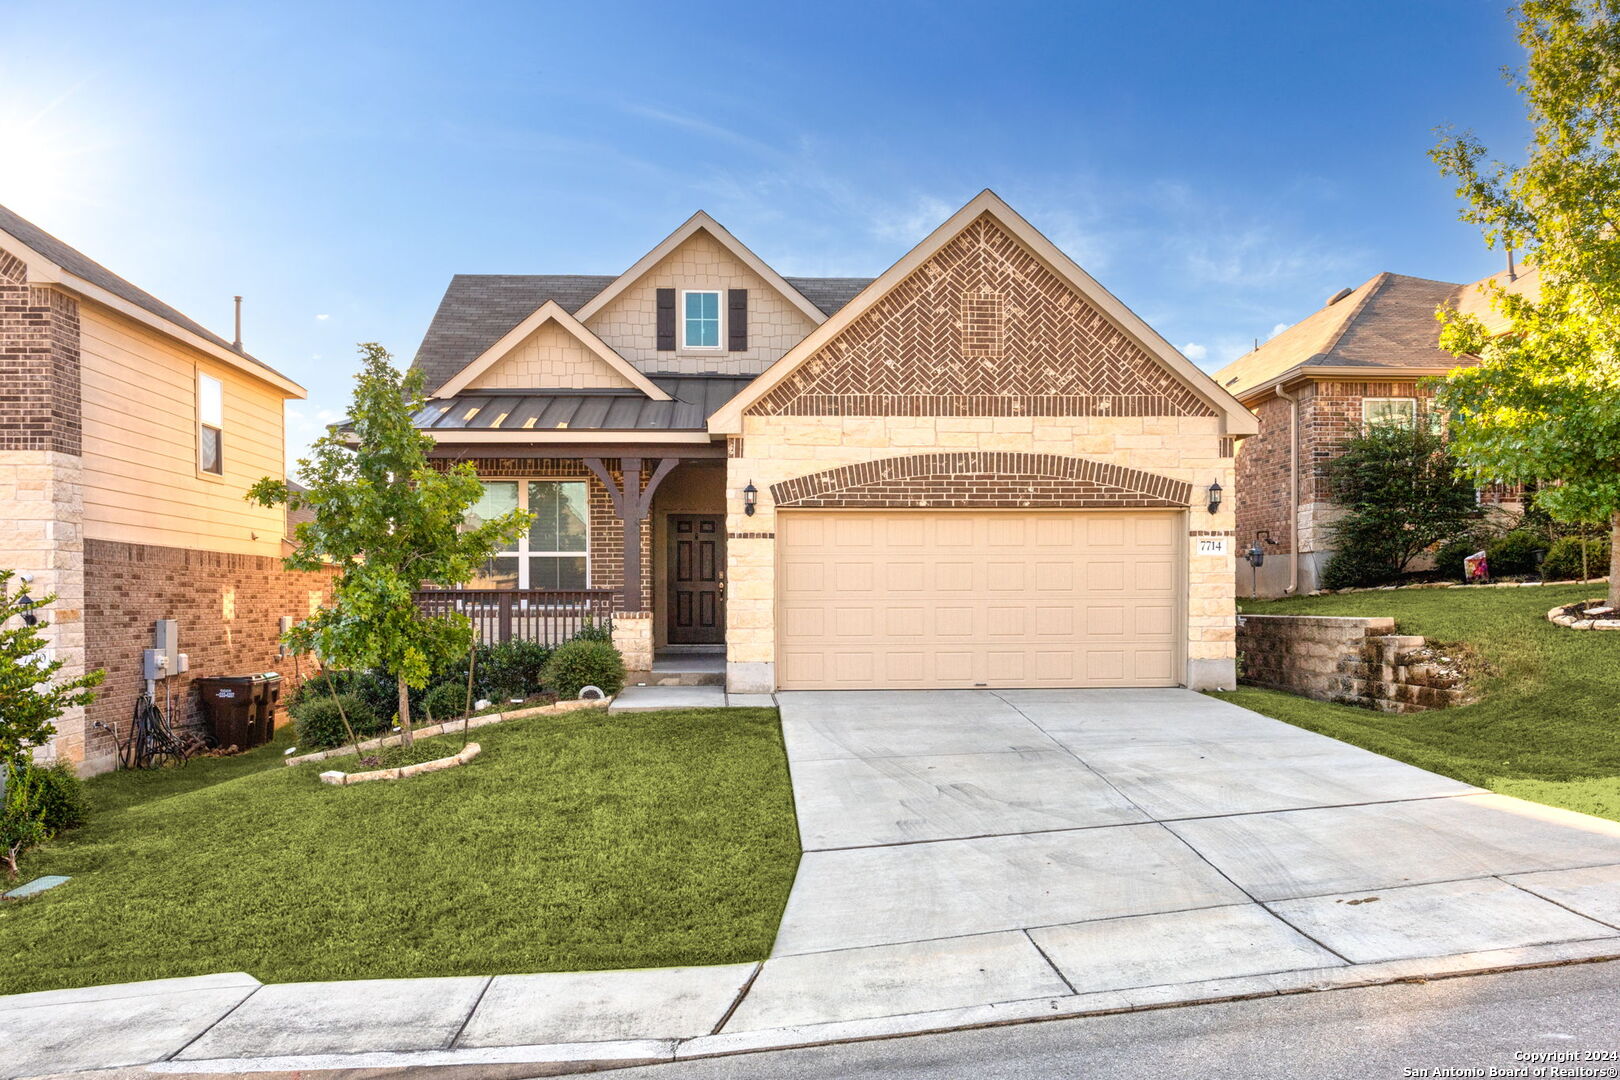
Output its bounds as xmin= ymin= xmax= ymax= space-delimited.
xmin=1233 ymin=394 xmax=1294 ymax=556
xmin=584 ymin=229 xmax=818 ymax=376
xmin=81 ymin=539 xmax=335 ymax=769
xmin=0 ymin=256 xmax=82 ymax=455
xmin=728 ymin=414 xmax=1236 ymax=687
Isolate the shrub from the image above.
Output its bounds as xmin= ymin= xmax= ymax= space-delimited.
xmin=421 ymin=681 xmax=469 ymax=724
xmin=1542 ymin=535 xmax=1613 ymax=581
xmin=1486 ymin=530 xmax=1544 ymax=576
xmin=27 ymin=760 xmax=87 ymax=833
xmin=1321 ymin=544 xmax=1400 ymax=590
xmin=542 ymin=639 xmax=625 ymax=700
xmin=292 ymin=669 xmax=403 ymax=722
xmin=477 ymin=639 xmax=552 ymax=700
xmin=292 ymin=693 xmax=383 ymax=749
xmin=571 ymin=618 xmax=614 ymax=644
xmin=1 ymin=764 xmax=50 ymax=879
xmin=1432 ymin=534 xmax=1486 ymax=582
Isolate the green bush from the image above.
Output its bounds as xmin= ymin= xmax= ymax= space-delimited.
xmin=1542 ymin=535 xmax=1613 ymax=581
xmin=291 ymin=670 xmax=403 ymax=722
xmin=1321 ymin=544 xmax=1400 ymax=590
xmin=292 ymin=693 xmax=382 ymax=749
xmin=1 ymin=764 xmax=51 ymax=878
xmin=477 ymin=639 xmax=552 ymax=700
xmin=26 ymin=760 xmax=87 ymax=833
xmin=571 ymin=618 xmax=614 ymax=644
xmin=421 ymin=681 xmax=470 ymax=724
xmin=1486 ymin=530 xmax=1544 ymax=576
xmin=1432 ymin=534 xmax=1486 ymax=582
xmin=542 ymin=639 xmax=625 ymax=700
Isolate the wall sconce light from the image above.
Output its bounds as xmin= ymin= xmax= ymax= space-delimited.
xmin=1205 ymin=479 xmax=1223 ymax=515
xmin=743 ymin=481 xmax=758 ymax=517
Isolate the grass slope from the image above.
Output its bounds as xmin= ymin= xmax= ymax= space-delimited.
xmin=1221 ymin=583 xmax=1620 ymax=821
xmin=0 ymin=707 xmax=800 ymax=996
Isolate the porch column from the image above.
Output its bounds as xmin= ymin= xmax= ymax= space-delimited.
xmin=582 ymin=456 xmax=680 ymax=614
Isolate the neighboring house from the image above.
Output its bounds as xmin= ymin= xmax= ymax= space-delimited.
xmin=1216 ymin=266 xmax=1536 ymax=597
xmin=0 ymin=205 xmax=332 ymax=774
xmin=409 ymin=190 xmax=1256 ymax=693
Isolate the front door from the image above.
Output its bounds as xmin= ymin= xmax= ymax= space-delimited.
xmin=667 ymin=514 xmax=726 ymax=645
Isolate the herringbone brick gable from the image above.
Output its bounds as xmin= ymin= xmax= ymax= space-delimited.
xmin=749 ymin=214 xmax=1215 ymax=419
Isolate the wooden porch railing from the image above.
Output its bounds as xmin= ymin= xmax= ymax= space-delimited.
xmin=413 ymin=589 xmax=616 ymax=646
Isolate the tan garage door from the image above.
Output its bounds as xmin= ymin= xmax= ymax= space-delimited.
xmin=776 ymin=510 xmax=1182 ymax=690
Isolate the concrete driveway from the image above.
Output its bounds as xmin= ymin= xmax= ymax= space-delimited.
xmin=749 ymin=689 xmax=1620 ymax=1028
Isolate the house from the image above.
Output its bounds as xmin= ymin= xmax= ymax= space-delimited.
xmin=1216 ymin=266 xmax=1536 ymax=597
xmin=0 ymin=204 xmax=332 ymax=774
xmin=409 ymin=190 xmax=1255 ymax=693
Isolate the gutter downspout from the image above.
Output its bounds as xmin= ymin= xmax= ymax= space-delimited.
xmin=1275 ymin=384 xmax=1300 ymax=594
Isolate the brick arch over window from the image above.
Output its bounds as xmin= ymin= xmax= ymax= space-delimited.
xmin=770 ymin=452 xmax=1193 ymax=510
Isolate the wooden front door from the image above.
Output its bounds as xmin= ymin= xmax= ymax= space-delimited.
xmin=667 ymin=514 xmax=726 ymax=644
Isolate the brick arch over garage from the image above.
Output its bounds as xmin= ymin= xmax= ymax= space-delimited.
xmin=769 ymin=452 xmax=1193 ymax=510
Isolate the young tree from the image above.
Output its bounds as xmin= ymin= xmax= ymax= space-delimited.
xmin=0 ymin=570 xmax=103 ymax=797
xmin=251 ymin=345 xmax=529 ymax=746
xmin=1321 ymin=421 xmax=1482 ymax=587
xmin=1431 ymin=0 xmax=1620 ymax=605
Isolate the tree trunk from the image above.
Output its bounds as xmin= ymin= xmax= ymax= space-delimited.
xmin=397 ymin=673 xmax=414 ymax=747
xmin=1609 ymin=511 xmax=1620 ymax=609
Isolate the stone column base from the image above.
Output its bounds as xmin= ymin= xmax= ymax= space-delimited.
xmin=612 ymin=612 xmax=655 ymax=675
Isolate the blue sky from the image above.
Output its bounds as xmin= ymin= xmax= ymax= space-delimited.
xmin=1 ymin=1 xmax=1528 ymax=468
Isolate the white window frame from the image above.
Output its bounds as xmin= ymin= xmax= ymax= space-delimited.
xmin=470 ymin=478 xmax=592 ymax=590
xmin=679 ymin=289 xmax=724 ymax=351
xmin=1362 ymin=397 xmax=1418 ymax=428
xmin=197 ymin=371 xmax=224 ymax=477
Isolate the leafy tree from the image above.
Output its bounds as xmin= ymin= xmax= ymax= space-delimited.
xmin=1321 ymin=421 xmax=1481 ymax=587
xmin=1431 ymin=0 xmax=1620 ymax=605
xmin=0 ymin=570 xmax=103 ymax=799
xmin=250 ymin=345 xmax=530 ymax=746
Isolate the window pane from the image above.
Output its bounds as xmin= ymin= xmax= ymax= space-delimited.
xmin=199 ymin=425 xmax=222 ymax=474
xmin=1364 ymin=399 xmax=1416 ymax=427
xmin=467 ymin=556 xmax=518 ymax=589
xmin=529 ymin=555 xmax=587 ymax=590
xmin=684 ymin=291 xmax=719 ymax=347
xmin=467 ymin=481 xmax=520 ymax=552
xmin=557 ymin=482 xmax=588 ymax=551
xmin=198 ymin=373 xmax=223 ymax=426
xmin=528 ymin=481 xmax=560 ymax=551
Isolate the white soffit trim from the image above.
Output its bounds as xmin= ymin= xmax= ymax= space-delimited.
xmin=707 ymin=189 xmax=1257 ymax=436
xmin=433 ymin=300 xmax=671 ymax=401
xmin=571 ymin=211 xmax=827 ymax=328
xmin=0 ymin=227 xmax=307 ymax=400
xmin=421 ymin=429 xmax=715 ymax=445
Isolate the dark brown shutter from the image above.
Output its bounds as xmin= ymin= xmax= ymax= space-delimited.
xmin=656 ymin=288 xmax=676 ymax=351
xmin=728 ymin=288 xmax=748 ymax=351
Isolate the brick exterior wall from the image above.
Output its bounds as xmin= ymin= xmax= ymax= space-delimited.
xmin=432 ymin=456 xmax=654 ymax=612
xmin=771 ymin=451 xmax=1194 ymax=509
xmin=1233 ymin=394 xmax=1295 ymax=557
xmin=752 ymin=215 xmax=1217 ymax=420
xmin=0 ymin=258 xmax=81 ymax=455
xmin=81 ymin=539 xmax=336 ymax=767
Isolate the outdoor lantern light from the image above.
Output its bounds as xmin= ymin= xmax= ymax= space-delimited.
xmin=743 ymin=481 xmax=758 ymax=516
xmin=1206 ymin=479 xmax=1223 ymax=515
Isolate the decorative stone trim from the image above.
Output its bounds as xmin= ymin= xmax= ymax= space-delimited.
xmin=1547 ymin=599 xmax=1620 ymax=631
xmin=613 ymin=611 xmax=655 ymax=673
xmin=727 ymin=531 xmax=775 ymax=540
xmin=727 ymin=437 xmax=745 ymax=458
xmin=1190 ymin=529 xmax=1235 ymax=537
xmin=770 ymin=451 xmax=1192 ymax=510
xmin=285 ymin=698 xmax=607 ymax=767
xmin=320 ymin=742 xmax=481 ymax=786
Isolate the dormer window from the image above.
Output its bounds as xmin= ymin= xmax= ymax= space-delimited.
xmin=681 ymin=290 xmax=722 ymax=349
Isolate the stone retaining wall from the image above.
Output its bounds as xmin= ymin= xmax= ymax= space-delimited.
xmin=1237 ymin=613 xmax=1471 ymax=713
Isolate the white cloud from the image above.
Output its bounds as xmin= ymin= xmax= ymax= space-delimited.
xmin=1181 ymin=342 xmax=1208 ymax=362
xmin=315 ymin=313 xmax=330 ymax=321
xmin=1269 ymin=322 xmax=1291 ymax=339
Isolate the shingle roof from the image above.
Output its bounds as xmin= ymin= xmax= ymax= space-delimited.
xmin=1214 ymin=272 xmax=1468 ymax=400
xmin=414 ymin=375 xmax=755 ymax=434
xmin=411 ymin=273 xmax=874 ymax=392
xmin=0 ymin=202 xmax=295 ymax=387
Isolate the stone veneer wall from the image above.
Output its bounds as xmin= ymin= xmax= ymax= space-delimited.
xmin=1237 ymin=613 xmax=1470 ymax=713
xmin=726 ymin=415 xmax=1238 ymax=693
xmin=80 ymin=539 xmax=336 ymax=773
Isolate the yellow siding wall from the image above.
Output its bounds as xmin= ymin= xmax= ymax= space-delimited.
xmin=78 ymin=305 xmax=288 ymax=557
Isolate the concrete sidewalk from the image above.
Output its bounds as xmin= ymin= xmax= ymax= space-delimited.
xmin=7 ymin=690 xmax=1620 ymax=1078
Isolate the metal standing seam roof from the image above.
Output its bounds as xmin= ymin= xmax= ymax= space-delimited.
xmin=0 ymin=202 xmax=297 ymax=387
xmin=410 ymin=273 xmax=874 ymax=393
xmin=414 ymin=376 xmax=757 ymax=434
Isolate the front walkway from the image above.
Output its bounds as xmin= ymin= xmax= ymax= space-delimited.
xmin=7 ymin=691 xmax=1620 ymax=1078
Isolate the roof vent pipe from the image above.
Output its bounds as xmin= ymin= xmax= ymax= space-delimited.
xmin=1325 ymin=287 xmax=1353 ymax=306
xmin=1507 ymin=247 xmax=1517 ymax=282
xmin=233 ymin=296 xmax=243 ymax=351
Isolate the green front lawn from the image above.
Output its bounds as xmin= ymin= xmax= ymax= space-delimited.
xmin=1221 ymin=583 xmax=1620 ymax=822
xmin=0 ymin=707 xmax=800 ymax=996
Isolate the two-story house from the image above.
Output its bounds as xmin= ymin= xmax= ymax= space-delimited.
xmin=410 ymin=191 xmax=1256 ymax=695
xmin=0 ymin=205 xmax=332 ymax=774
